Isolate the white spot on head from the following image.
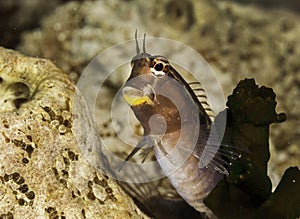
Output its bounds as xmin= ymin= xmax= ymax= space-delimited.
xmin=151 ymin=68 xmax=166 ymax=76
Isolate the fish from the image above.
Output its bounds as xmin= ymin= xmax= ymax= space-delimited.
xmin=116 ymin=155 xmax=204 ymax=219
xmin=121 ymin=32 xmax=235 ymax=218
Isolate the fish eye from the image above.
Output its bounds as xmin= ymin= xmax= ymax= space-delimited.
xmin=154 ymin=63 xmax=164 ymax=71
xmin=151 ymin=59 xmax=169 ymax=76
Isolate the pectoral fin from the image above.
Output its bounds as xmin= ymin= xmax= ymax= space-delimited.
xmin=118 ymin=135 xmax=154 ymax=171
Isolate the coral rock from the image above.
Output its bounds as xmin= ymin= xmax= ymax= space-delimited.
xmin=0 ymin=47 xmax=148 ymax=219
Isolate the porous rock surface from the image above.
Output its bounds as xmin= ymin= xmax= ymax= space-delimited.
xmin=0 ymin=47 xmax=148 ymax=219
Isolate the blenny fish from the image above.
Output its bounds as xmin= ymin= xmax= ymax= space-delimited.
xmin=122 ymin=33 xmax=231 ymax=218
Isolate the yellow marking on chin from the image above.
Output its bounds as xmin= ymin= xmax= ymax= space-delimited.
xmin=123 ymin=94 xmax=153 ymax=106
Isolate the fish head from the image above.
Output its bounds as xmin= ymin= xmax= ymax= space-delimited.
xmin=123 ymin=53 xmax=178 ymax=135
xmin=122 ymin=32 xmax=183 ymax=135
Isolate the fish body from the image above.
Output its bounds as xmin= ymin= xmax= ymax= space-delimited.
xmin=122 ymin=35 xmax=225 ymax=218
xmin=153 ymin=126 xmax=223 ymax=217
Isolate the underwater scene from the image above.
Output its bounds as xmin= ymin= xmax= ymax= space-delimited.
xmin=0 ymin=0 xmax=299 ymax=218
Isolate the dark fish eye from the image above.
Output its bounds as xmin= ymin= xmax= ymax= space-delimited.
xmin=154 ymin=63 xmax=164 ymax=71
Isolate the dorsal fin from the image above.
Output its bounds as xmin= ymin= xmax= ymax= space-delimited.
xmin=188 ymin=82 xmax=215 ymax=121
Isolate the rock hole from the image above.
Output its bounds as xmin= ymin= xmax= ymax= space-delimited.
xmin=165 ymin=0 xmax=194 ymax=29
xmin=8 ymin=82 xmax=30 ymax=109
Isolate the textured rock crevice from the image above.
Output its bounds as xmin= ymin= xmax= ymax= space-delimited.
xmin=0 ymin=47 xmax=149 ymax=219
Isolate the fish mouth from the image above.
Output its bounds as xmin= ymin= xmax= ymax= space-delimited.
xmin=122 ymin=84 xmax=155 ymax=107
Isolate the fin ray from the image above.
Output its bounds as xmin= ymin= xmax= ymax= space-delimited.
xmin=118 ymin=135 xmax=154 ymax=171
xmin=189 ymin=81 xmax=215 ymax=120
